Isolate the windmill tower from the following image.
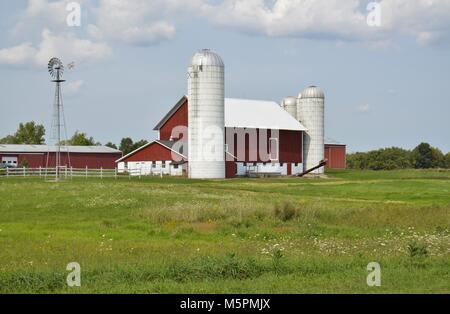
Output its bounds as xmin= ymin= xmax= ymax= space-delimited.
xmin=48 ymin=57 xmax=70 ymax=181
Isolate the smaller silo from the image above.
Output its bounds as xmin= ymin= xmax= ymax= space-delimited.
xmin=297 ymin=86 xmax=325 ymax=174
xmin=281 ymin=96 xmax=297 ymax=119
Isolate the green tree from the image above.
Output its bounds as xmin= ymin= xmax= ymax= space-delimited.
xmin=0 ymin=135 xmax=17 ymax=144
xmin=105 ymin=142 xmax=118 ymax=149
xmin=119 ymin=137 xmax=134 ymax=155
xmin=132 ymin=139 xmax=148 ymax=152
xmin=63 ymin=131 xmax=99 ymax=146
xmin=445 ymin=153 xmax=450 ymax=168
xmin=0 ymin=121 xmax=45 ymax=144
xmin=412 ymin=143 xmax=433 ymax=169
xmin=430 ymin=147 xmax=445 ymax=168
xmin=119 ymin=138 xmax=148 ymax=155
xmin=347 ymin=147 xmax=412 ymax=170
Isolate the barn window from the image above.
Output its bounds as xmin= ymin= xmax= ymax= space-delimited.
xmin=152 ymin=162 xmax=156 ymax=168
xmin=173 ymin=164 xmax=179 ymax=169
xmin=162 ymin=161 xmax=166 ymax=167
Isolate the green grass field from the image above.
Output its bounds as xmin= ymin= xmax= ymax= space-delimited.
xmin=0 ymin=169 xmax=449 ymax=293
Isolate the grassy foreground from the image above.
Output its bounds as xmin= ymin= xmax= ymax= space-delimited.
xmin=0 ymin=169 xmax=449 ymax=293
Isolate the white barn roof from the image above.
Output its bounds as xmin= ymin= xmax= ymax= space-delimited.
xmin=0 ymin=144 xmax=121 ymax=154
xmin=225 ymin=98 xmax=306 ymax=131
xmin=154 ymin=96 xmax=307 ymax=131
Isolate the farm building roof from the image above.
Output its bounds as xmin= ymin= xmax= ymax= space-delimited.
xmin=0 ymin=144 xmax=122 ymax=154
xmin=154 ymin=96 xmax=307 ymax=132
xmin=324 ymin=137 xmax=346 ymax=146
xmin=115 ymin=140 xmax=187 ymax=163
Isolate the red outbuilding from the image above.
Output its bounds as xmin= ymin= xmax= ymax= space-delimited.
xmin=0 ymin=145 xmax=122 ymax=169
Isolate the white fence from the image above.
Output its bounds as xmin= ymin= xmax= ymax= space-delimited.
xmin=0 ymin=167 xmax=167 ymax=179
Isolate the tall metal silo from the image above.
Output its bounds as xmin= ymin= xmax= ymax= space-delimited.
xmin=281 ymin=96 xmax=297 ymax=119
xmin=297 ymin=86 xmax=325 ymax=174
xmin=187 ymin=49 xmax=225 ymax=179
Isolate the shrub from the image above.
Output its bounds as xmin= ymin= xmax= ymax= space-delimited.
xmin=274 ymin=202 xmax=299 ymax=222
xmin=407 ymin=241 xmax=428 ymax=259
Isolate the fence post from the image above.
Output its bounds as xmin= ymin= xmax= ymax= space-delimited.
xmin=6 ymin=167 xmax=9 ymax=178
xmin=23 ymin=166 xmax=26 ymax=177
xmin=101 ymin=167 xmax=103 ymax=179
xmin=115 ymin=167 xmax=117 ymax=180
xmin=71 ymin=167 xmax=73 ymax=179
xmin=86 ymin=166 xmax=88 ymax=179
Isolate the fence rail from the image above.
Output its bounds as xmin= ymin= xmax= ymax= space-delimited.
xmin=0 ymin=167 xmax=160 ymax=179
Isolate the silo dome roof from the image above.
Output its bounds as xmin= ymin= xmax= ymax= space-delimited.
xmin=299 ymin=86 xmax=324 ymax=99
xmin=281 ymin=96 xmax=297 ymax=107
xmin=190 ymin=49 xmax=224 ymax=67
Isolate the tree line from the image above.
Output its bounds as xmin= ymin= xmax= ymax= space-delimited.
xmin=0 ymin=121 xmax=148 ymax=156
xmin=347 ymin=143 xmax=450 ymax=170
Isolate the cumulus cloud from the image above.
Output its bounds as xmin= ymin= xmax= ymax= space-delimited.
xmin=202 ymin=0 xmax=371 ymax=40
xmin=64 ymin=80 xmax=84 ymax=95
xmin=0 ymin=29 xmax=112 ymax=67
xmin=14 ymin=0 xmax=87 ymax=35
xmin=201 ymin=0 xmax=450 ymax=46
xmin=356 ymin=104 xmax=371 ymax=113
xmin=2 ymin=0 xmax=450 ymax=69
xmin=87 ymin=0 xmax=186 ymax=46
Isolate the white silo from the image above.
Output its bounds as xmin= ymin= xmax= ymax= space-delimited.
xmin=297 ymin=86 xmax=325 ymax=174
xmin=187 ymin=49 xmax=225 ymax=179
xmin=281 ymin=96 xmax=297 ymax=119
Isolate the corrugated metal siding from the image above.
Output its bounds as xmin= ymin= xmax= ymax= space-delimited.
xmin=324 ymin=145 xmax=346 ymax=169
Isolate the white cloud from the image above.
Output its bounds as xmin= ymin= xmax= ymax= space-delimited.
xmin=87 ymin=0 xmax=185 ymax=46
xmin=65 ymin=80 xmax=84 ymax=94
xmin=14 ymin=0 xmax=87 ymax=35
xmin=0 ymin=42 xmax=38 ymax=66
xmin=202 ymin=0 xmax=370 ymax=40
xmin=200 ymin=0 xmax=450 ymax=46
xmin=0 ymin=29 xmax=112 ymax=67
xmin=356 ymin=104 xmax=371 ymax=113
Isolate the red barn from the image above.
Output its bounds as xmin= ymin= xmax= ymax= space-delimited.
xmin=0 ymin=145 xmax=122 ymax=169
xmin=116 ymin=96 xmax=346 ymax=177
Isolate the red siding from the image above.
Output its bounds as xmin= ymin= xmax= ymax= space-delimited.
xmin=225 ymin=161 xmax=237 ymax=178
xmin=1 ymin=153 xmax=121 ymax=169
xmin=279 ymin=130 xmax=303 ymax=163
xmin=159 ymin=100 xmax=188 ymax=141
xmin=157 ymin=100 xmax=303 ymax=163
xmin=325 ymin=145 xmax=346 ymax=169
xmin=226 ymin=128 xmax=303 ymax=163
xmin=122 ymin=142 xmax=178 ymax=162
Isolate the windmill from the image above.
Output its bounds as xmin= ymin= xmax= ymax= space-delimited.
xmin=48 ymin=57 xmax=70 ymax=181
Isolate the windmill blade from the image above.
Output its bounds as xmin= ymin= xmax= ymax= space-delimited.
xmin=48 ymin=57 xmax=64 ymax=78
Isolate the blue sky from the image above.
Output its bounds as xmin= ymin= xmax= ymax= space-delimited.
xmin=0 ymin=0 xmax=449 ymax=153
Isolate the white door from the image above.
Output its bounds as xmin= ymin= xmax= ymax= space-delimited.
xmin=2 ymin=156 xmax=18 ymax=167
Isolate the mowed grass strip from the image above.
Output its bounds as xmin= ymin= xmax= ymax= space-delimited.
xmin=0 ymin=169 xmax=449 ymax=293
